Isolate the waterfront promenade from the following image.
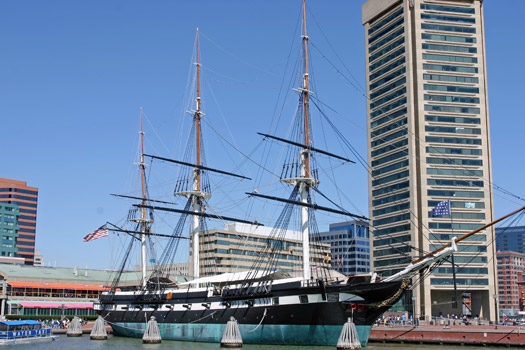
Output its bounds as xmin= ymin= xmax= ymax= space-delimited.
xmin=370 ymin=323 xmax=525 ymax=347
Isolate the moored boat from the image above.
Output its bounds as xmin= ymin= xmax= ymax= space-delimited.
xmin=0 ymin=320 xmax=57 ymax=345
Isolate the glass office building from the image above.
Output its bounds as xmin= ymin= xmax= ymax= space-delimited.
xmin=362 ymin=0 xmax=496 ymax=320
xmin=0 ymin=178 xmax=38 ymax=265
xmin=319 ymin=220 xmax=370 ymax=276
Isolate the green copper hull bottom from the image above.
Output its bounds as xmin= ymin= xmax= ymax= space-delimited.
xmin=110 ymin=322 xmax=372 ymax=346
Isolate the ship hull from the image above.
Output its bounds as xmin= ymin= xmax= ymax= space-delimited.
xmin=96 ymin=278 xmax=406 ymax=346
xmin=110 ymin=322 xmax=373 ymax=346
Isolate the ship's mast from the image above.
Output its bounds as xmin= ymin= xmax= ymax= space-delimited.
xmin=297 ymin=0 xmax=317 ymax=281
xmin=191 ymin=28 xmax=206 ymax=279
xmin=137 ymin=107 xmax=152 ymax=288
xmin=280 ymin=0 xmax=316 ymax=282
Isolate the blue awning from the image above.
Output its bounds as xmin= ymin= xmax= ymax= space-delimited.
xmin=0 ymin=320 xmax=41 ymax=326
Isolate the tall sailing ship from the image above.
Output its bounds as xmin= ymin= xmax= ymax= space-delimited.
xmin=94 ymin=1 xmax=525 ymax=346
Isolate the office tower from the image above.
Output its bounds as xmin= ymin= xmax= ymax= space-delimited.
xmin=362 ymin=0 xmax=496 ymax=320
xmin=319 ymin=220 xmax=370 ymax=275
xmin=496 ymin=226 xmax=525 ymax=253
xmin=496 ymin=251 xmax=525 ymax=316
xmin=196 ymin=223 xmax=330 ymax=277
xmin=0 ymin=178 xmax=38 ymax=265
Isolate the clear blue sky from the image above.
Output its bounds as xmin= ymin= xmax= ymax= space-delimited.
xmin=1 ymin=1 xmax=524 ymax=269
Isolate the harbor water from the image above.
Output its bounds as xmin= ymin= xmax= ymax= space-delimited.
xmin=11 ymin=334 xmax=507 ymax=350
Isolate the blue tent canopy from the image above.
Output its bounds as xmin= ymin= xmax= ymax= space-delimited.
xmin=0 ymin=320 xmax=41 ymax=326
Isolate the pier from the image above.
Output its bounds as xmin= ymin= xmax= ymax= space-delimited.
xmin=370 ymin=324 xmax=525 ymax=347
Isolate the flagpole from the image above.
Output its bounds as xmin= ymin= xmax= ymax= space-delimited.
xmin=448 ymin=199 xmax=459 ymax=310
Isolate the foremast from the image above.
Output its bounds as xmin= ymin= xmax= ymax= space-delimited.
xmin=130 ymin=107 xmax=153 ymax=288
xmin=281 ymin=0 xmax=319 ymax=282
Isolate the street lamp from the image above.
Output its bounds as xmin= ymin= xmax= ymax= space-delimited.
xmin=412 ymin=296 xmax=417 ymax=327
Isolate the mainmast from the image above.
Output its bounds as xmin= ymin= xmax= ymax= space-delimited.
xmin=281 ymin=0 xmax=317 ymax=282
xmin=177 ymin=28 xmax=210 ymax=279
xmin=192 ymin=28 xmax=203 ymax=279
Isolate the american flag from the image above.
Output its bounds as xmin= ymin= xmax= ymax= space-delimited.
xmin=83 ymin=226 xmax=109 ymax=242
xmin=431 ymin=200 xmax=451 ymax=217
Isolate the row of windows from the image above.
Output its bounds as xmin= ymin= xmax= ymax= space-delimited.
xmin=422 ymin=33 xmax=476 ymax=44
xmin=421 ymin=22 xmax=476 ymax=34
xmin=370 ymin=56 xmax=405 ymax=82
xmin=369 ymin=38 xmax=405 ymax=63
xmin=371 ymin=106 xmax=407 ymax=130
xmin=371 ymin=129 xmax=407 ymax=148
xmin=426 ymin=146 xmax=482 ymax=156
xmin=0 ymin=188 xmax=38 ymax=195
xmin=372 ymin=159 xmax=408 ymax=177
xmin=427 ymin=167 xmax=483 ymax=177
xmin=372 ymin=170 xmax=409 ymax=187
xmin=369 ymin=27 xmax=404 ymax=56
xmin=371 ymin=118 xmax=407 ymax=139
xmin=428 ymin=200 xmax=485 ymax=209
xmin=2 ymin=201 xmax=37 ymax=208
xmin=428 ymin=178 xmax=483 ymax=187
xmin=430 ymin=233 xmax=486 ymax=242
xmin=370 ymin=47 xmax=405 ymax=74
xmin=431 ymin=278 xmax=488 ymax=286
xmin=0 ymin=194 xmax=38 ymax=201
xmin=423 ymin=53 xmax=477 ymax=64
xmin=425 ymin=115 xmax=480 ymax=125
xmin=446 ymin=212 xmax=486 ymax=220
xmin=429 ymin=223 xmax=484 ymax=231
xmin=373 ymin=213 xmax=411 ymax=227
xmin=425 ymin=94 xmax=479 ymax=104
xmin=427 ymin=157 xmax=482 ymax=167
xmin=370 ymin=66 xmax=406 ymax=91
xmin=426 ymin=125 xmax=481 ymax=135
xmin=17 ymin=227 xmax=36 ymax=233
xmin=434 ymin=267 xmax=487 ymax=275
xmin=373 ymin=223 xmax=411 ymax=237
xmin=369 ymin=7 xmax=403 ymax=36
xmin=372 ymin=181 xmax=409 ymax=197
xmin=430 ymin=243 xmax=486 ymax=252
xmin=20 ymin=208 xmax=37 ymax=214
xmin=372 ymin=191 xmax=410 ymax=207
xmin=373 ymin=202 xmax=410 ymax=217
xmin=421 ymin=13 xmax=475 ymax=24
xmin=371 ymin=76 xmax=406 ymax=101
xmin=421 ymin=3 xmax=475 ymax=15
xmin=423 ymin=63 xmax=478 ymax=74
xmin=371 ymin=98 xmax=407 ymax=119
xmin=374 ymin=256 xmax=411 ymax=267
xmin=423 ymin=43 xmax=477 ymax=54
xmin=425 ymin=105 xmax=480 ymax=114
xmin=424 ymin=73 xmax=479 ymax=84
xmin=373 ymin=234 xmax=411 ymax=247
xmin=374 ymin=245 xmax=411 ymax=257
xmin=369 ymin=12 xmax=404 ymax=43
xmin=370 ymin=87 xmax=406 ymax=110
xmin=371 ymin=139 xmax=408 ymax=157
xmin=426 ymin=135 xmax=481 ymax=145
xmin=448 ymin=255 xmax=487 ymax=264
xmin=428 ymin=189 xmax=484 ymax=198
xmin=424 ymin=83 xmax=479 ymax=94
xmin=371 ymin=149 xmax=407 ymax=167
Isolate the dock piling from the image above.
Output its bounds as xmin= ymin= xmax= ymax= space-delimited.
xmin=336 ymin=318 xmax=361 ymax=350
xmin=66 ymin=316 xmax=83 ymax=337
xmin=90 ymin=315 xmax=108 ymax=340
xmin=142 ymin=316 xmax=162 ymax=344
xmin=221 ymin=316 xmax=242 ymax=348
